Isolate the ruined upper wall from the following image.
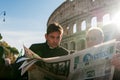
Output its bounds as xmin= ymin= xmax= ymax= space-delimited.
xmin=47 ymin=0 xmax=120 ymax=26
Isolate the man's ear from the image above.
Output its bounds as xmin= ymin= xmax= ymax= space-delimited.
xmin=45 ymin=33 xmax=47 ymax=40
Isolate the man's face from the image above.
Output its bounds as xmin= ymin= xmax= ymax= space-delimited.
xmin=45 ymin=31 xmax=62 ymax=48
xmin=86 ymin=30 xmax=103 ymax=48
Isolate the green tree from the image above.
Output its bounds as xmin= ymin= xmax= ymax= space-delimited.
xmin=0 ymin=34 xmax=19 ymax=63
xmin=0 ymin=33 xmax=2 ymax=40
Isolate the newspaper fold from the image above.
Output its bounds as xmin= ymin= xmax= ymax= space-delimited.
xmin=18 ymin=40 xmax=116 ymax=80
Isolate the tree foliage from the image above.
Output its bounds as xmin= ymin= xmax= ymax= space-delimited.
xmin=0 ymin=34 xmax=19 ymax=63
xmin=0 ymin=33 xmax=2 ymax=40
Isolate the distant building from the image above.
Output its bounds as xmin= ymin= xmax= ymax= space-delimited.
xmin=47 ymin=0 xmax=120 ymax=51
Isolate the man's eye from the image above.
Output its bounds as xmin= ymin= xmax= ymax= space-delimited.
xmin=50 ymin=36 xmax=54 ymax=38
xmin=57 ymin=37 xmax=60 ymax=39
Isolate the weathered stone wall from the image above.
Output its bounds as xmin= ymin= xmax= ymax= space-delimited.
xmin=47 ymin=0 xmax=120 ymax=51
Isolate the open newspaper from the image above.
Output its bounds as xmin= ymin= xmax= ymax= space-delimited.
xmin=17 ymin=40 xmax=116 ymax=80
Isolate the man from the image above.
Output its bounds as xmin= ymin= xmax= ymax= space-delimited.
xmin=69 ymin=27 xmax=105 ymax=80
xmin=86 ymin=27 xmax=120 ymax=80
xmin=29 ymin=22 xmax=69 ymax=58
xmin=28 ymin=22 xmax=69 ymax=80
xmin=13 ymin=22 xmax=69 ymax=80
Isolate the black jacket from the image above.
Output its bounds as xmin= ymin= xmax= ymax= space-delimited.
xmin=29 ymin=42 xmax=69 ymax=58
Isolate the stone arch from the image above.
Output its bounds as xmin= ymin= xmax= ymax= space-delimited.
xmin=77 ymin=39 xmax=86 ymax=50
xmin=73 ymin=23 xmax=77 ymax=33
xmin=103 ymin=13 xmax=110 ymax=26
xmin=64 ymin=43 xmax=68 ymax=49
xmin=70 ymin=41 xmax=76 ymax=50
xmin=91 ymin=16 xmax=97 ymax=27
xmin=64 ymin=25 xmax=70 ymax=36
xmin=81 ymin=20 xmax=86 ymax=31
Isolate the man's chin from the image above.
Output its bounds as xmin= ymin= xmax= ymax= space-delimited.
xmin=52 ymin=46 xmax=57 ymax=48
xmin=49 ymin=45 xmax=57 ymax=49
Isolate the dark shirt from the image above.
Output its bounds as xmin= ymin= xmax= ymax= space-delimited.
xmin=12 ymin=56 xmax=28 ymax=80
xmin=15 ymin=42 xmax=69 ymax=80
xmin=29 ymin=42 xmax=69 ymax=58
xmin=29 ymin=42 xmax=69 ymax=80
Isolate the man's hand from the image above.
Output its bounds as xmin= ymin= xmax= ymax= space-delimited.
xmin=111 ymin=53 xmax=120 ymax=70
xmin=28 ymin=64 xmax=36 ymax=71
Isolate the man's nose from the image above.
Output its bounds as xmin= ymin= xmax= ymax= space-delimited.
xmin=54 ymin=38 xmax=57 ymax=42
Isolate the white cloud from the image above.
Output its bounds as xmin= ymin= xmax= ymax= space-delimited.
xmin=0 ymin=31 xmax=45 ymax=51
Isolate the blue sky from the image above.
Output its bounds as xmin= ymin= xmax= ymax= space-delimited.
xmin=0 ymin=0 xmax=65 ymax=51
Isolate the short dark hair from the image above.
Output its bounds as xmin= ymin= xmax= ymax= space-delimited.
xmin=47 ymin=22 xmax=63 ymax=35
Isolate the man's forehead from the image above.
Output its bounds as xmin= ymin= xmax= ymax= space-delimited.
xmin=87 ymin=31 xmax=103 ymax=42
xmin=89 ymin=30 xmax=101 ymax=35
xmin=47 ymin=31 xmax=62 ymax=36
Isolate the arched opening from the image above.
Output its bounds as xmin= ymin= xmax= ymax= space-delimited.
xmin=70 ymin=41 xmax=76 ymax=50
xmin=103 ymin=13 xmax=110 ymax=26
xmin=64 ymin=43 xmax=68 ymax=49
xmin=81 ymin=20 xmax=86 ymax=31
xmin=73 ymin=23 xmax=77 ymax=33
xmin=91 ymin=17 xmax=97 ymax=27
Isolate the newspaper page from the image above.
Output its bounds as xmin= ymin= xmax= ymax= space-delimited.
xmin=68 ymin=40 xmax=116 ymax=80
xmin=20 ymin=45 xmax=71 ymax=80
xmin=19 ymin=40 xmax=116 ymax=80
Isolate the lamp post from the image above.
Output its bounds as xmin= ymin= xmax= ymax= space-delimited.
xmin=0 ymin=11 xmax=6 ymax=22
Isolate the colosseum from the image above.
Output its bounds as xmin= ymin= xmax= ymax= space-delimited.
xmin=47 ymin=0 xmax=120 ymax=52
